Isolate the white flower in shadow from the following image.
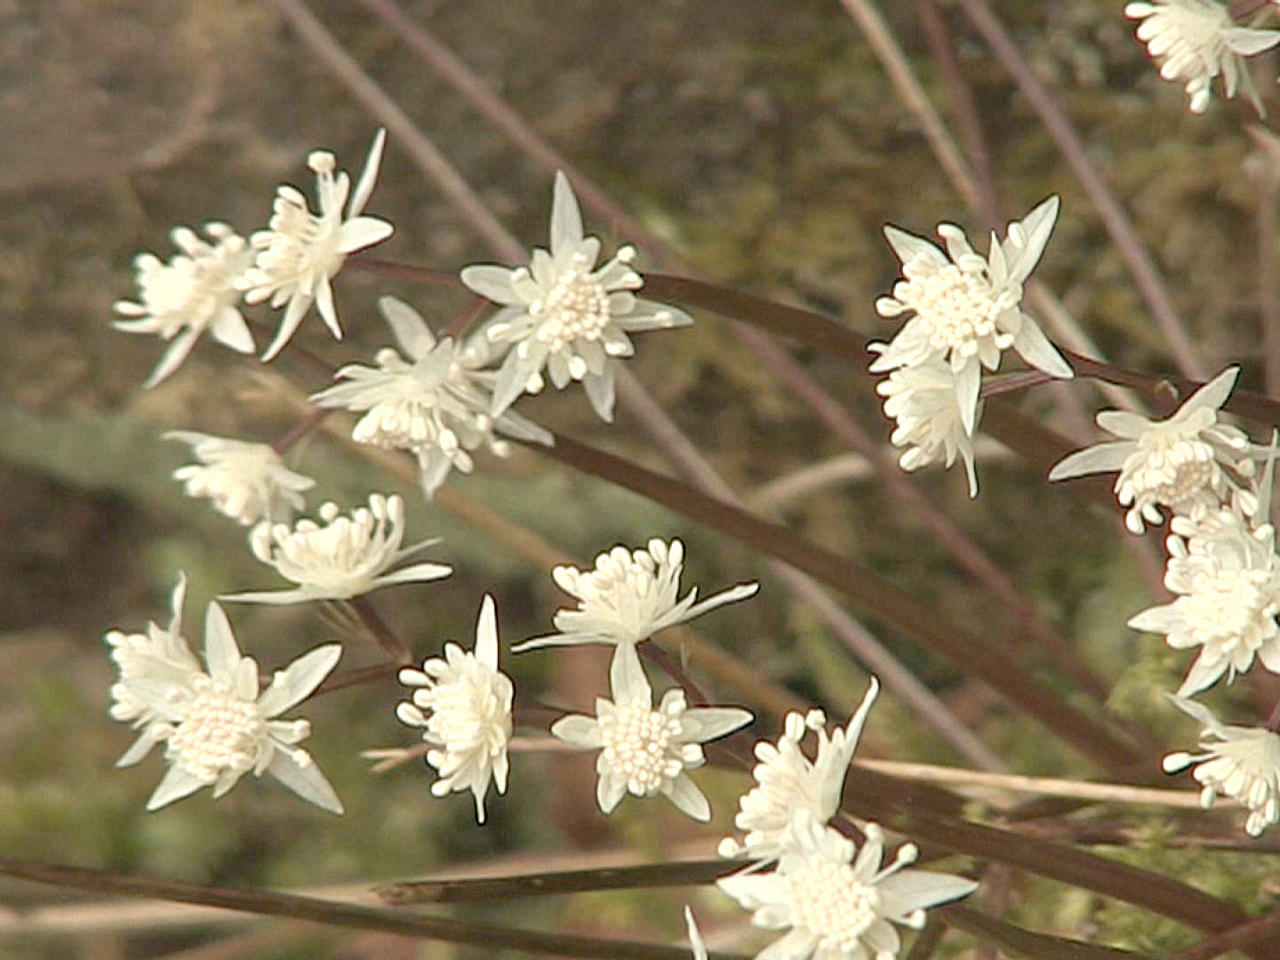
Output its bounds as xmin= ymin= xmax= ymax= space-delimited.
xmin=223 ymin=493 xmax=451 ymax=605
xmin=241 ymin=130 xmax=393 ymax=361
xmin=114 ymin=222 xmax=255 ymax=388
xmin=166 ymin=431 xmax=314 ymax=526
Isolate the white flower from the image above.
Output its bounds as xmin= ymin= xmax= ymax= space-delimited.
xmin=1164 ymin=695 xmax=1280 ymax=837
xmin=223 ymin=493 xmax=451 ymax=605
xmin=113 ymin=222 xmax=255 ymax=388
xmin=871 ymin=356 xmax=980 ymax=497
xmin=460 ymin=171 xmax=694 ymax=422
xmin=310 ymin=296 xmax=552 ymax=497
xmin=104 ymin=573 xmax=202 ymax=730
xmin=717 ymin=812 xmax=977 ymax=960
xmin=106 ymin=580 xmax=343 ymax=813
xmin=241 ymin=130 xmax=394 ymax=362
xmin=871 ymin=197 xmax=1072 ymax=436
xmin=1128 ymin=503 xmax=1280 ymax=696
xmin=396 ymin=595 xmax=514 ymax=823
xmin=551 ymin=643 xmax=752 ymax=821
xmin=166 ymin=431 xmax=315 ymax=526
xmin=1125 ymin=0 xmax=1280 ymax=115
xmin=721 ymin=679 xmax=880 ymax=861
xmin=515 ymin=539 xmax=758 ymax=669
xmin=1049 ymin=367 xmax=1255 ymax=534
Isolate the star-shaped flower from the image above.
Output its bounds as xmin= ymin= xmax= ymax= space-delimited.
xmin=1128 ymin=502 xmax=1280 ymax=696
xmin=514 ymin=539 xmax=758 ymax=671
xmin=1049 ymin=367 xmax=1255 ymax=534
xmin=310 ymin=296 xmax=552 ymax=497
xmin=223 ymin=493 xmax=452 ymax=605
xmin=717 ymin=811 xmax=977 ymax=960
xmin=241 ymin=130 xmax=393 ymax=361
xmin=551 ymin=643 xmax=752 ymax=821
xmin=1164 ymin=695 xmax=1280 ymax=837
xmin=166 ymin=431 xmax=315 ymax=526
xmin=113 ymin=222 xmax=255 ymax=388
xmin=105 ymin=577 xmax=343 ymax=812
xmin=460 ymin=171 xmax=693 ymax=422
xmin=1125 ymin=0 xmax=1280 ymax=115
xmin=871 ymin=196 xmax=1073 ymax=435
xmin=721 ymin=679 xmax=880 ymax=860
xmin=396 ymin=595 xmax=515 ymax=823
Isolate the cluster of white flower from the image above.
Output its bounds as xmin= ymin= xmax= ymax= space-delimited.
xmin=869 ymin=197 xmax=1073 ymax=496
xmin=1051 ymin=368 xmax=1280 ymax=836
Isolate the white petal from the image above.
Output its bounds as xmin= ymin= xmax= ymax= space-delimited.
xmin=609 ymin=642 xmax=652 ymax=703
xmin=146 ymin=765 xmax=208 ymax=810
xmin=460 ymin=265 xmax=524 ymax=305
xmin=267 ymin=750 xmax=344 ymax=813
xmin=551 ymin=714 xmax=604 ymax=748
xmin=256 ymin=644 xmax=341 ymax=717
xmin=665 ymin=774 xmax=711 ymax=821
xmin=475 ymin=594 xmax=499 ymax=668
xmin=349 ymin=128 xmax=387 ymax=217
xmin=379 ymin=295 xmax=436 ymax=358
xmin=551 ymin=171 xmax=585 ymax=255
xmin=203 ymin=602 xmax=242 ymax=682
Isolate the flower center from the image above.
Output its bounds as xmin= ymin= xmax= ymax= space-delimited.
xmin=1124 ymin=436 xmax=1218 ymax=512
xmin=1181 ymin=569 xmax=1276 ymax=647
xmin=599 ymin=699 xmax=685 ymax=795
xmin=788 ymin=858 xmax=882 ymax=952
xmin=425 ymin=679 xmax=487 ymax=746
xmin=897 ymin=260 xmax=1000 ymax=356
xmin=536 ymin=260 xmax=611 ymax=349
xmin=277 ymin=512 xmax=386 ymax=588
xmin=167 ymin=679 xmax=265 ymax=782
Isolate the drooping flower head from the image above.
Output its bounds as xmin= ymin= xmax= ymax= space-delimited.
xmin=514 ymin=538 xmax=758 ymax=668
xmin=871 ymin=356 xmax=980 ymax=497
xmin=460 ymin=171 xmax=694 ymax=422
xmin=396 ymin=595 xmax=515 ymax=823
xmin=310 ymin=296 xmax=552 ymax=497
xmin=721 ymin=679 xmax=880 ymax=860
xmin=551 ymin=644 xmax=753 ymax=822
xmin=241 ymin=130 xmax=393 ymax=361
xmin=1049 ymin=367 xmax=1256 ymax=534
xmin=224 ymin=493 xmax=452 ymax=605
xmin=1128 ymin=502 xmax=1280 ymax=696
xmin=1164 ymin=695 xmax=1280 ymax=837
xmin=105 ymin=576 xmax=343 ymax=812
xmin=871 ymin=197 xmax=1073 ymax=436
xmin=1125 ymin=0 xmax=1280 ymax=116
xmin=166 ymin=431 xmax=315 ymax=527
xmin=113 ymin=222 xmax=255 ymax=388
xmin=717 ymin=811 xmax=978 ymax=960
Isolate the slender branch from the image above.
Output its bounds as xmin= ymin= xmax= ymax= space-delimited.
xmin=1170 ymin=905 xmax=1280 ymax=960
xmin=940 ymin=905 xmax=1153 ymax=960
xmin=0 ymin=859 xmax=721 ymax=960
xmin=525 ymin=431 xmax=1145 ymax=771
xmin=377 ymin=860 xmax=738 ymax=905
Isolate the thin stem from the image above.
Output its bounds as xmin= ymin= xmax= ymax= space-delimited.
xmin=1170 ymin=905 xmax=1280 ymax=960
xmin=376 ymin=860 xmax=738 ymax=905
xmin=0 ymin=859 xmax=715 ymax=960
xmin=272 ymin=408 xmax=330 ymax=455
xmin=953 ymin=0 xmax=1206 ymax=381
xmin=345 ymin=596 xmax=412 ymax=664
xmin=313 ymin=662 xmax=400 ymax=698
xmin=440 ymin=295 xmax=489 ymax=342
xmin=346 ymin=256 xmax=463 ymax=288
